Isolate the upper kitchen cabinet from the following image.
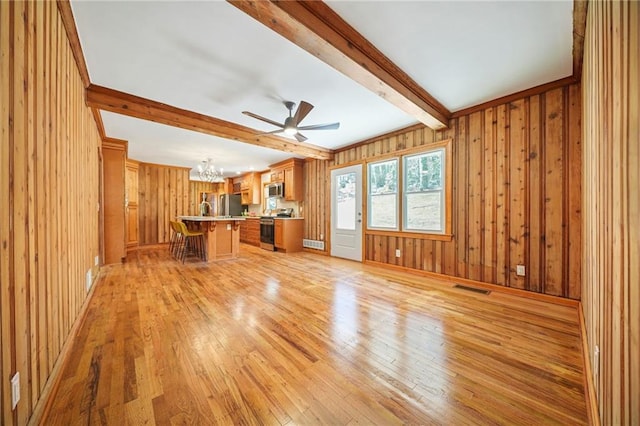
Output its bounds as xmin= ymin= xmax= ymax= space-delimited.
xmin=240 ymin=172 xmax=262 ymax=205
xmin=269 ymin=158 xmax=304 ymax=201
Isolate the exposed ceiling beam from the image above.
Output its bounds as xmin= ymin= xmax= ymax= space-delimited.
xmin=229 ymin=0 xmax=450 ymax=130
xmin=57 ymin=1 xmax=90 ymax=88
xmin=572 ymin=0 xmax=588 ymax=80
xmin=86 ymin=85 xmax=334 ymax=161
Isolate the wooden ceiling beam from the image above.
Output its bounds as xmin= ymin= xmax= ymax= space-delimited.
xmin=572 ymin=0 xmax=588 ymax=80
xmin=85 ymin=85 xmax=334 ymax=161
xmin=229 ymin=0 xmax=450 ymax=129
xmin=57 ymin=1 xmax=91 ymax=88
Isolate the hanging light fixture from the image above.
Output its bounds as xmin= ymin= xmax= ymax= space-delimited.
xmin=197 ymin=158 xmax=225 ymax=183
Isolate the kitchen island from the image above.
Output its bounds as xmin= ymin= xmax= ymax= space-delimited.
xmin=179 ymin=216 xmax=245 ymax=262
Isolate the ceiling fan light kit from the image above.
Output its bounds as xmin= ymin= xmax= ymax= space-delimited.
xmin=243 ymin=100 xmax=340 ymax=143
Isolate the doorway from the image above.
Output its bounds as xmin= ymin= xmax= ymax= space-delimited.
xmin=330 ymin=164 xmax=363 ymax=261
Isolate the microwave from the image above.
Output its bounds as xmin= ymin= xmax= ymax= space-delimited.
xmin=268 ymin=182 xmax=284 ymax=198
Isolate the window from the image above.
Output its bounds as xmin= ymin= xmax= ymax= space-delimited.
xmin=403 ymin=149 xmax=444 ymax=232
xmin=366 ymin=140 xmax=451 ymax=238
xmin=335 ymin=171 xmax=357 ymax=230
xmin=368 ymin=159 xmax=398 ymax=229
xmin=266 ymin=197 xmax=277 ymax=210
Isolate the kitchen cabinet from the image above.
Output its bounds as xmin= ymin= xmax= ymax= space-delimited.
xmin=269 ymin=158 xmax=304 ymax=201
xmin=274 ymin=218 xmax=304 ymax=253
xmin=125 ymin=160 xmax=139 ymax=248
xmin=240 ymin=172 xmax=262 ymax=205
xmin=270 ymin=169 xmax=284 ymax=183
xmin=239 ymin=217 xmax=260 ymax=246
xmin=103 ymin=139 xmax=127 ymax=264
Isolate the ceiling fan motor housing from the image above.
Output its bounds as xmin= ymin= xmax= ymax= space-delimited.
xmin=284 ymin=101 xmax=296 ymax=112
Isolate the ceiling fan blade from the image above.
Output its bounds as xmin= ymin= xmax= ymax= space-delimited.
xmin=293 ymin=101 xmax=314 ymax=125
xmin=242 ymin=111 xmax=284 ymax=128
xmin=297 ymin=122 xmax=340 ymax=131
xmin=294 ymin=132 xmax=308 ymax=142
xmin=259 ymin=129 xmax=284 ymax=135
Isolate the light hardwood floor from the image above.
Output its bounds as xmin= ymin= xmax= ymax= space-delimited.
xmin=43 ymin=244 xmax=588 ymax=425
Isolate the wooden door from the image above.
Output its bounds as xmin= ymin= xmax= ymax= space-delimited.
xmin=330 ymin=164 xmax=363 ymax=262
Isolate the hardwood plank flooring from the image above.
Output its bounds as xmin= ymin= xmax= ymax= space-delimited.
xmin=43 ymin=244 xmax=588 ymax=425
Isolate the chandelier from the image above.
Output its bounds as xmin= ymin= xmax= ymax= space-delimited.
xmin=197 ymin=159 xmax=225 ymax=183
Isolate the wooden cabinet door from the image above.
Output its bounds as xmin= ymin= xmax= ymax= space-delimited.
xmin=103 ymin=141 xmax=127 ymax=264
xmin=284 ymin=167 xmax=294 ymax=200
xmin=271 ymin=169 xmax=284 ymax=183
xmin=125 ymin=161 xmax=139 ymax=248
xmin=126 ymin=205 xmax=138 ymax=246
xmin=274 ymin=220 xmax=284 ymax=248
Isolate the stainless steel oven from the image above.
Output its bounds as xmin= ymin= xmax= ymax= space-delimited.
xmin=260 ymin=217 xmax=275 ymax=251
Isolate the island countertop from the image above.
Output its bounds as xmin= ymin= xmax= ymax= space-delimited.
xmin=178 ymin=216 xmax=246 ymax=222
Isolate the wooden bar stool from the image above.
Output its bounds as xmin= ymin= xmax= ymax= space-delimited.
xmin=175 ymin=221 xmax=206 ymax=262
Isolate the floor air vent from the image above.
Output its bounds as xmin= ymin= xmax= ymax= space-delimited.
xmin=453 ymin=284 xmax=491 ymax=295
xmin=303 ymin=239 xmax=325 ymax=250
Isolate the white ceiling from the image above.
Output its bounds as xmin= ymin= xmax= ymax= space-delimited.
xmin=71 ymin=0 xmax=573 ymax=179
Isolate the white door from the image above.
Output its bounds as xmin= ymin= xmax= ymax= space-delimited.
xmin=330 ymin=164 xmax=362 ymax=261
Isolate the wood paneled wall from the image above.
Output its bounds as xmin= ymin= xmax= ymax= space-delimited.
xmin=0 ymin=2 xmax=101 ymax=424
xmin=582 ymin=1 xmax=639 ymax=424
xmin=136 ymin=163 xmax=190 ymax=245
xmin=189 ymin=180 xmax=222 ymax=216
xmin=303 ymin=159 xmax=329 ymax=243
xmin=316 ymin=84 xmax=582 ymax=299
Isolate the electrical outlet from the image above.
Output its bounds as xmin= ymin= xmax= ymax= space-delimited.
xmin=11 ymin=372 xmax=20 ymax=409
xmin=516 ymin=264 xmax=526 ymax=276
xmin=395 ymin=249 xmax=401 ymax=258
xmin=319 ymin=234 xmax=323 ymax=240
xmin=594 ymin=345 xmax=600 ymax=377
xmin=86 ymin=269 xmax=92 ymax=291
xmin=94 ymin=255 xmax=99 ymax=266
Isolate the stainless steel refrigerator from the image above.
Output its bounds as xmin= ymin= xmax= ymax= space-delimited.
xmin=219 ymin=194 xmax=242 ymax=216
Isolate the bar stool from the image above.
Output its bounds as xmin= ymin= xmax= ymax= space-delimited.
xmin=175 ymin=221 xmax=206 ymax=263
xmin=169 ymin=221 xmax=184 ymax=258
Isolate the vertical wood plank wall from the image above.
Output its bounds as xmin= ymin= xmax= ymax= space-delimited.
xmin=582 ymin=1 xmax=639 ymax=424
xmin=303 ymin=159 xmax=328 ymax=242
xmin=0 ymin=2 xmax=101 ymax=424
xmin=136 ymin=163 xmax=190 ymax=245
xmin=308 ymin=84 xmax=582 ymax=299
xmin=188 ymin=180 xmax=222 ymax=216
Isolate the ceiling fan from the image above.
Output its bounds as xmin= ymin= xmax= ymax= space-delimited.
xmin=242 ymin=100 xmax=340 ymax=142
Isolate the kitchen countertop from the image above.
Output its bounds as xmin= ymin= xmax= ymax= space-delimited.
xmin=274 ymin=217 xmax=304 ymax=220
xmin=179 ymin=216 xmax=246 ymax=221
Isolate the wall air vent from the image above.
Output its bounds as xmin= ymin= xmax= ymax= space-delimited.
xmin=303 ymin=239 xmax=325 ymax=250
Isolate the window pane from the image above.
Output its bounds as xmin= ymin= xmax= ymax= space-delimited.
xmin=405 ymin=192 xmax=442 ymax=231
xmin=266 ymin=197 xmax=277 ymax=209
xmin=336 ymin=172 xmax=356 ymax=230
xmin=370 ymin=194 xmax=397 ymax=228
xmin=405 ymin=150 xmax=442 ymax=192
xmin=369 ymin=160 xmax=397 ymax=194
xmin=368 ymin=159 xmax=398 ymax=229
xmin=403 ymin=148 xmax=446 ymax=233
